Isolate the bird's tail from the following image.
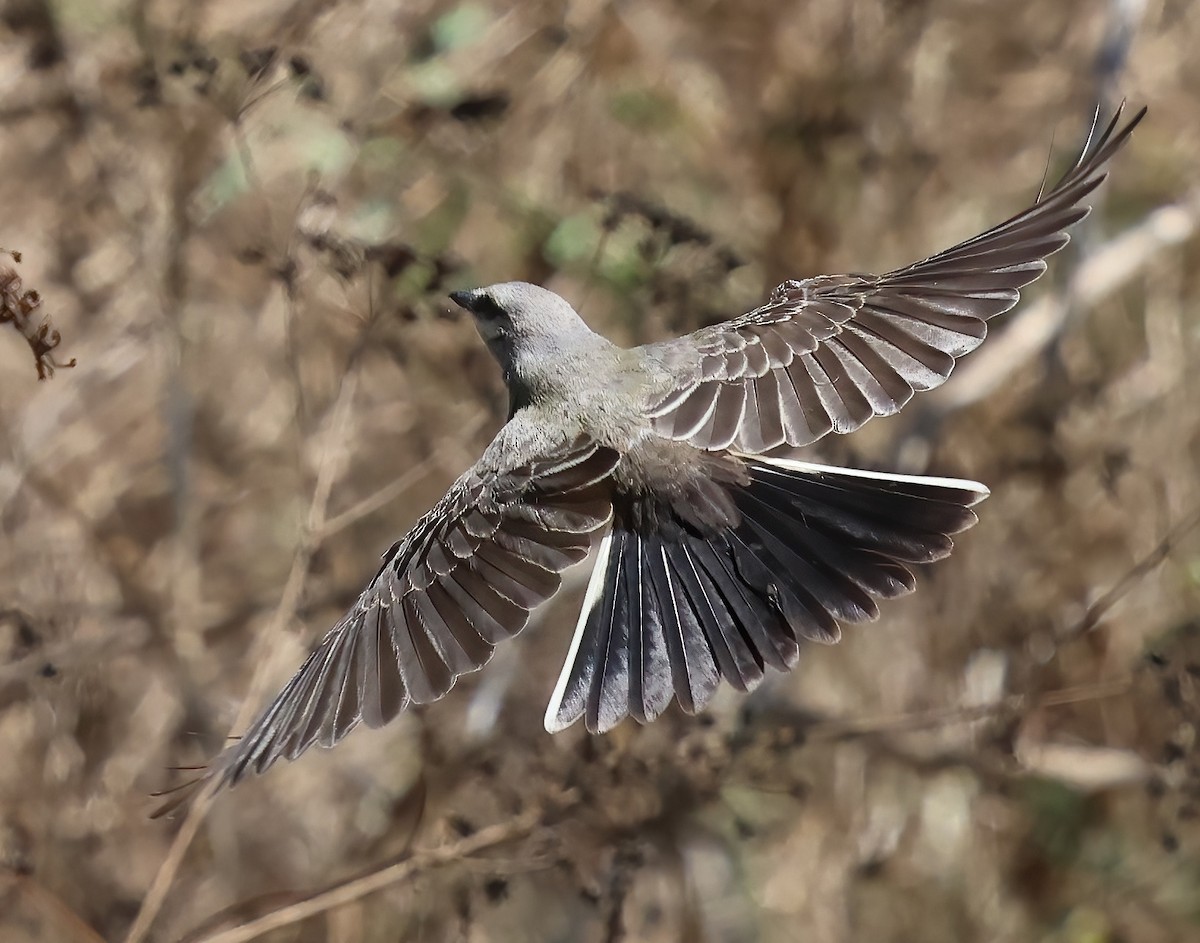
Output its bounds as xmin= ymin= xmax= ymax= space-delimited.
xmin=545 ymin=456 xmax=988 ymax=733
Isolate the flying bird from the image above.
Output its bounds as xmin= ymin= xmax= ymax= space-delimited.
xmin=158 ymin=103 xmax=1145 ymax=811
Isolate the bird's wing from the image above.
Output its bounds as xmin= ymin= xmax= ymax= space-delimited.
xmin=163 ymin=435 xmax=617 ymax=807
xmin=644 ymin=103 xmax=1145 ymax=453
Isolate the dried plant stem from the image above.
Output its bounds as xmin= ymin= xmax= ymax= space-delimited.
xmin=319 ymin=408 xmax=488 ymax=539
xmin=0 ymin=257 xmax=75 ymax=379
xmin=1065 ymin=503 xmax=1200 ymax=638
xmin=185 ymin=805 xmax=554 ymax=943
xmin=804 ymin=676 xmax=1133 ymax=742
xmin=2 ymin=874 xmax=109 ymax=943
xmin=124 ymin=371 xmax=360 ymax=943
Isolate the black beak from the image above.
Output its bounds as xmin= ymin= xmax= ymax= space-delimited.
xmin=449 ymin=289 xmax=478 ymax=312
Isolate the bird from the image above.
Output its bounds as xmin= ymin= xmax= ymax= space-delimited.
xmin=156 ymin=102 xmax=1144 ymax=812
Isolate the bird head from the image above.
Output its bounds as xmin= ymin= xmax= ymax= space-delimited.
xmin=449 ymin=281 xmax=593 ymax=356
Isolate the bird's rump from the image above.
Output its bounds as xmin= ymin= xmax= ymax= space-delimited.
xmin=544 ymin=456 xmax=989 ymax=734
xmin=645 ymin=103 xmax=1147 ymax=453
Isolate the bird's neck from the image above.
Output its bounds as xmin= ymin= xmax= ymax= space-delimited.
xmin=504 ymin=364 xmax=535 ymax=419
xmin=499 ymin=331 xmax=618 ymax=417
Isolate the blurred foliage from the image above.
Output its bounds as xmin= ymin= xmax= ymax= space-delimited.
xmin=1 ymin=0 xmax=1199 ymax=942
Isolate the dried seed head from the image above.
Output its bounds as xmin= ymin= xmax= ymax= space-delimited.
xmin=0 ymin=253 xmax=76 ymax=380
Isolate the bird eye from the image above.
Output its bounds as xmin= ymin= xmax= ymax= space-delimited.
xmin=475 ymin=296 xmax=505 ymax=321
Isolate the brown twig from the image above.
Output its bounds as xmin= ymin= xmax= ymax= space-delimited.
xmin=124 ymin=370 xmax=361 ymax=943
xmin=800 ymin=676 xmax=1133 ymax=742
xmin=318 ymin=408 xmax=489 ymax=539
xmin=1064 ymin=503 xmax=1200 ymax=638
xmin=183 ymin=803 xmax=560 ymax=943
xmin=0 ymin=621 xmax=148 ymax=686
xmin=1 ymin=873 xmax=108 ymax=943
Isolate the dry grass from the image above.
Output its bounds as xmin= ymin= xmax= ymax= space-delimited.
xmin=2 ymin=1 xmax=1199 ymax=941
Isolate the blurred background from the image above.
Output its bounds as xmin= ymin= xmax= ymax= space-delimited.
xmin=1 ymin=0 xmax=1199 ymax=941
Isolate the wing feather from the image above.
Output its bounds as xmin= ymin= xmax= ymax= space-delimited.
xmin=645 ymin=104 xmax=1145 ymax=450
xmin=175 ymin=436 xmax=617 ymax=804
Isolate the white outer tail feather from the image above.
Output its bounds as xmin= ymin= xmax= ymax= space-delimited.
xmin=544 ymin=531 xmax=613 ymax=732
xmin=747 ymin=454 xmax=990 ymax=502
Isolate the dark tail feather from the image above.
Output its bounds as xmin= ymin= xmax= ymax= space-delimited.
xmin=544 ymin=458 xmax=987 ymax=734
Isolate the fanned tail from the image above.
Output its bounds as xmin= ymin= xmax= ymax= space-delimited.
xmin=545 ymin=457 xmax=987 ymax=733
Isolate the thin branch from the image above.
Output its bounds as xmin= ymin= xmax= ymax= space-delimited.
xmin=779 ymin=492 xmax=1200 ymax=746
xmin=124 ymin=777 xmax=222 ymax=943
xmin=183 ymin=803 xmax=562 ymax=943
xmin=799 ymin=676 xmax=1133 ymax=742
xmin=1 ymin=874 xmax=109 ymax=943
xmin=1063 ymin=503 xmax=1200 ymax=638
xmin=0 ymin=621 xmax=148 ymax=685
xmin=124 ymin=370 xmax=360 ymax=943
xmin=318 ymin=408 xmax=489 ymax=539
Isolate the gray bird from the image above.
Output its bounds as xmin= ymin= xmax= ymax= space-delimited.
xmin=158 ymin=103 xmax=1143 ymax=811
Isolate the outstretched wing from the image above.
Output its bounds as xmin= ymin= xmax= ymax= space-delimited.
xmin=158 ymin=436 xmax=616 ymax=811
xmin=645 ymin=103 xmax=1145 ymax=452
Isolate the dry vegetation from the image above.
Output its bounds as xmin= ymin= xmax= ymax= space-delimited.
xmin=1 ymin=0 xmax=1199 ymax=941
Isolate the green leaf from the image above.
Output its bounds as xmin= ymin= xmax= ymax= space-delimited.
xmin=197 ymin=152 xmax=251 ymax=215
xmin=407 ymin=60 xmax=461 ymax=106
xmin=1020 ymin=777 xmax=1091 ymax=866
xmin=543 ymin=213 xmax=600 ymax=267
xmin=301 ymin=124 xmax=356 ymax=177
xmin=358 ymin=135 xmax=406 ymax=172
xmin=610 ymin=86 xmax=679 ymax=131
xmin=431 ymin=3 xmax=491 ymax=52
